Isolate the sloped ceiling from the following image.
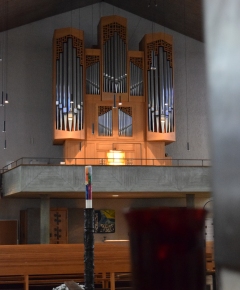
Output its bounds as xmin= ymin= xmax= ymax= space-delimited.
xmin=0 ymin=0 xmax=204 ymax=42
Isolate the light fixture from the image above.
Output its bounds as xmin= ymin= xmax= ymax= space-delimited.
xmin=107 ymin=150 xmax=125 ymax=165
xmin=4 ymin=139 xmax=6 ymax=149
xmin=0 ymin=92 xmax=4 ymax=106
xmin=113 ymin=94 xmax=117 ymax=108
xmin=2 ymin=120 xmax=6 ymax=132
xmin=118 ymin=95 xmax=122 ymax=106
xmin=5 ymin=92 xmax=8 ymax=103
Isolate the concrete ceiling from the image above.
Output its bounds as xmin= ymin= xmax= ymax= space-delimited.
xmin=0 ymin=0 xmax=204 ymax=42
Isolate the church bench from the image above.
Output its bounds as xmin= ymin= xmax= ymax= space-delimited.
xmin=0 ymin=244 xmax=131 ymax=290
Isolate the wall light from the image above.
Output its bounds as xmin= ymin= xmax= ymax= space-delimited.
xmin=107 ymin=150 xmax=125 ymax=165
xmin=5 ymin=93 xmax=8 ymax=103
xmin=118 ymin=95 xmax=122 ymax=106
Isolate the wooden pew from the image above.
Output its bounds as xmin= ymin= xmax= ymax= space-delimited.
xmin=206 ymin=241 xmax=216 ymax=290
xmin=0 ymin=242 xmax=215 ymax=290
xmin=0 ymin=243 xmax=131 ymax=290
xmin=206 ymin=241 xmax=215 ymax=271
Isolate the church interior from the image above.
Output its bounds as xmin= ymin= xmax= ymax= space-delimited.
xmin=0 ymin=0 xmax=217 ymax=289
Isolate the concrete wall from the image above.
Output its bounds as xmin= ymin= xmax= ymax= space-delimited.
xmin=3 ymin=166 xmax=211 ymax=196
xmin=0 ymin=196 xmax=210 ymax=243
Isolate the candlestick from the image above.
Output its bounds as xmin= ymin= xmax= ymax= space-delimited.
xmin=85 ymin=166 xmax=92 ymax=208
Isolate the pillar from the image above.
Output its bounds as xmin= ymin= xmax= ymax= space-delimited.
xmin=40 ymin=194 xmax=50 ymax=244
xmin=186 ymin=194 xmax=195 ymax=208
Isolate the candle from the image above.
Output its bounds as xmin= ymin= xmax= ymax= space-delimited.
xmin=85 ymin=166 xmax=92 ymax=208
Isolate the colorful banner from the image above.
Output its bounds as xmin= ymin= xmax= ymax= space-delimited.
xmin=85 ymin=166 xmax=92 ymax=208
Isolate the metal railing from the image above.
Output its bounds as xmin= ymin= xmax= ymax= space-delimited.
xmin=1 ymin=157 xmax=211 ymax=173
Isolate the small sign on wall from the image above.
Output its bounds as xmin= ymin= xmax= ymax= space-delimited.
xmin=94 ymin=209 xmax=115 ymax=233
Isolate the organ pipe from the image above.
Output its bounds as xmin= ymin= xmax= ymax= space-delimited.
xmin=53 ymin=17 xmax=174 ymax=146
xmin=145 ymin=40 xmax=174 ymax=134
xmin=53 ymin=29 xmax=84 ymax=137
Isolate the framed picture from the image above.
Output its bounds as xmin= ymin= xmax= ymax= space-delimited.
xmin=94 ymin=209 xmax=115 ymax=233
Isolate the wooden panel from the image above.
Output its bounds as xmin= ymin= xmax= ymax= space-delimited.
xmin=131 ymin=103 xmax=145 ymax=141
xmin=96 ymin=143 xmax=113 ymax=151
xmin=64 ymin=140 xmax=85 ymax=164
xmin=0 ymin=244 xmax=131 ymax=275
xmin=146 ymin=142 xmax=166 ymax=165
xmin=98 ymin=15 xmax=127 ymax=55
xmin=0 ymin=220 xmax=18 ymax=245
xmin=114 ymin=143 xmax=135 ymax=151
xmin=85 ymin=142 xmax=97 ymax=165
xmin=147 ymin=131 xmax=176 ymax=143
xmin=140 ymin=32 xmax=173 ymax=57
xmin=85 ymin=100 xmax=98 ymax=141
xmin=53 ymin=130 xmax=85 ymax=145
xmin=50 ymin=208 xmax=68 ymax=244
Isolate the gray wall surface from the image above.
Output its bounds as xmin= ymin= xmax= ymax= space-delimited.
xmin=3 ymin=166 xmax=211 ymax=196
xmin=0 ymin=197 xmax=209 ymax=243
xmin=0 ymin=2 xmax=209 ymax=168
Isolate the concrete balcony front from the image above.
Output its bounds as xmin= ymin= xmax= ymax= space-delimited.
xmin=2 ymin=165 xmax=211 ymax=199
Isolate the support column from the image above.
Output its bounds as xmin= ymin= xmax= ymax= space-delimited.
xmin=84 ymin=208 xmax=95 ymax=290
xmin=40 ymin=194 xmax=50 ymax=244
xmin=186 ymin=194 xmax=195 ymax=208
xmin=204 ymin=0 xmax=240 ymax=287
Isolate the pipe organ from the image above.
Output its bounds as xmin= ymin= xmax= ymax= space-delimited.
xmin=53 ymin=16 xmax=175 ymax=165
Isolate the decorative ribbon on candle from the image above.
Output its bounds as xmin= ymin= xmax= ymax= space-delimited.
xmin=85 ymin=166 xmax=92 ymax=208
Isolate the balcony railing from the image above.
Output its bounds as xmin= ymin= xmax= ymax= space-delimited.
xmin=1 ymin=157 xmax=211 ymax=173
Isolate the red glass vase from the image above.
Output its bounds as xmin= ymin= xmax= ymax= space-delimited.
xmin=125 ymin=207 xmax=206 ymax=290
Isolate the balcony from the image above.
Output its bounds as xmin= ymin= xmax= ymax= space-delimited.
xmin=1 ymin=158 xmax=211 ymax=199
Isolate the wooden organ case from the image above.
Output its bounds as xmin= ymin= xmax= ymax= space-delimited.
xmin=52 ymin=16 xmax=175 ymax=165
